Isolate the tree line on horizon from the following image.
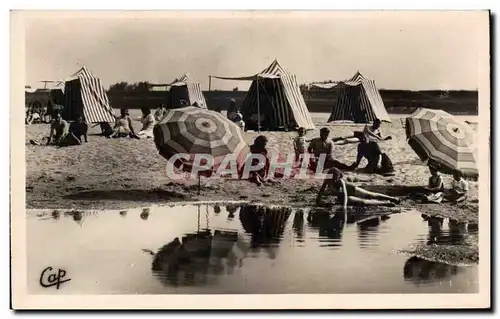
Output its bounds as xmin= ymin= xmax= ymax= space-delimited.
xmin=107 ymin=81 xmax=474 ymax=94
xmin=107 ymin=80 xmax=336 ymax=93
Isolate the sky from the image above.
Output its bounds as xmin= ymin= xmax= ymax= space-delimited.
xmin=24 ymin=11 xmax=487 ymax=91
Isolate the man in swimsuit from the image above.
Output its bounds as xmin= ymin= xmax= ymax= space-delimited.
xmin=308 ymin=128 xmax=351 ymax=171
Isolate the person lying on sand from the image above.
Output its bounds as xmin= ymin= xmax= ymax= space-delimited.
xmin=108 ymin=108 xmax=140 ymax=139
xmin=316 ymin=167 xmax=400 ymax=208
xmin=331 ymin=131 xmax=365 ymax=145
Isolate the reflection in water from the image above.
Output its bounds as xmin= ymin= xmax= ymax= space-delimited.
xmin=213 ymin=205 xmax=221 ymax=214
xmin=140 ymin=208 xmax=150 ymax=220
xmin=27 ymin=204 xmax=478 ymax=294
xmin=51 ymin=210 xmax=60 ymax=220
xmin=292 ymin=210 xmax=305 ymax=241
xmin=403 ymin=256 xmax=461 ymax=284
xmin=226 ymin=205 xmax=238 ymax=221
xmin=357 ymin=216 xmax=382 ymax=249
xmin=239 ymin=205 xmax=291 ymax=259
xmin=425 ymin=216 xmax=472 ymax=245
xmin=150 ymin=229 xmax=243 ymax=287
xmin=307 ymin=209 xmax=346 ymax=246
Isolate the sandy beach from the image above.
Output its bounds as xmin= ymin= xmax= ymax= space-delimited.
xmin=25 ymin=111 xmax=479 ymax=224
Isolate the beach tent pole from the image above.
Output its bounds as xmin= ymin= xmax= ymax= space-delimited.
xmin=257 ymin=76 xmax=261 ymax=132
xmin=208 ymin=76 xmax=212 ymax=92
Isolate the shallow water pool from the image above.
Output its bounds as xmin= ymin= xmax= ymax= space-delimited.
xmin=27 ymin=204 xmax=478 ymax=294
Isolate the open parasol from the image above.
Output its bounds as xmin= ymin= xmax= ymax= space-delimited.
xmin=405 ymin=107 xmax=478 ymax=177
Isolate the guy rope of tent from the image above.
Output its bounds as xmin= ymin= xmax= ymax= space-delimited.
xmin=209 ymin=59 xmax=315 ymax=132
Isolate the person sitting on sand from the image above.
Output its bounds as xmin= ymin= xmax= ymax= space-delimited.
xmin=26 ymin=110 xmax=41 ymax=125
xmin=26 ymin=101 xmax=42 ymax=125
xmin=294 ymin=127 xmax=307 ymax=162
xmin=137 ymin=107 xmax=155 ymax=138
xmin=69 ymin=115 xmax=88 ymax=143
xmin=363 ymin=119 xmax=392 ymax=143
xmin=410 ymin=165 xmax=445 ymax=203
xmin=347 ymin=130 xmax=395 ymax=175
xmin=30 ymin=112 xmax=82 ymax=146
xmin=316 ymin=167 xmax=400 ymax=208
xmin=96 ymin=122 xmax=114 ymax=137
xmin=154 ymin=104 xmax=167 ymax=122
xmin=240 ymin=135 xmax=271 ymax=186
xmin=227 ymin=99 xmax=239 ymax=121
xmin=108 ymin=108 xmax=139 ymax=139
xmin=445 ymin=170 xmax=469 ymax=204
xmin=308 ymin=128 xmax=352 ymax=171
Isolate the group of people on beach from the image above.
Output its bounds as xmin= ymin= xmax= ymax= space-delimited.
xmin=27 ymin=99 xmax=470 ymax=208
xmin=29 ymin=105 xmax=158 ymax=146
xmin=243 ymin=118 xmax=469 ymax=208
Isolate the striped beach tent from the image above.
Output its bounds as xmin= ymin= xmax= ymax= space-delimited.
xmin=59 ymin=66 xmax=116 ymax=123
xmin=167 ymin=74 xmax=208 ymax=109
xmin=312 ymin=72 xmax=391 ymax=123
xmin=211 ymin=59 xmax=315 ymax=131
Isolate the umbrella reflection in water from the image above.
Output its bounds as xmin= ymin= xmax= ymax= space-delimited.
xmin=149 ymin=205 xmax=246 ymax=287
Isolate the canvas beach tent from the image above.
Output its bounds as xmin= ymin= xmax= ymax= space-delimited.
xmin=57 ymin=66 xmax=116 ymax=123
xmin=311 ymin=71 xmax=391 ymax=123
xmin=150 ymin=74 xmax=208 ymax=109
xmin=210 ymin=59 xmax=315 ymax=131
xmin=167 ymin=74 xmax=208 ymax=109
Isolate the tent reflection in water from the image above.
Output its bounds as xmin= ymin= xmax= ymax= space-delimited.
xmin=149 ymin=205 xmax=247 ymax=287
xmin=238 ymin=205 xmax=292 ymax=259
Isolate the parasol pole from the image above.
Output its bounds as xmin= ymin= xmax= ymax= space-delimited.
xmin=257 ymin=76 xmax=261 ymax=132
xmin=197 ymin=205 xmax=200 ymax=232
xmin=208 ymin=76 xmax=212 ymax=92
xmin=198 ymin=174 xmax=201 ymax=195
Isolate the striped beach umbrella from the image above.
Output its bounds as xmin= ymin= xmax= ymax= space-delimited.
xmin=153 ymin=106 xmax=250 ymax=179
xmin=405 ymin=108 xmax=478 ymax=177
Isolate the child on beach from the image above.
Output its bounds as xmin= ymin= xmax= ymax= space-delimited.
xmin=293 ymin=127 xmax=306 ymax=162
xmin=445 ymin=170 xmax=469 ymax=204
xmin=316 ymin=167 xmax=400 ymax=208
xmin=411 ymin=165 xmax=445 ymax=203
